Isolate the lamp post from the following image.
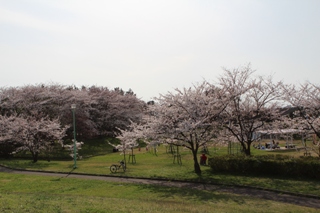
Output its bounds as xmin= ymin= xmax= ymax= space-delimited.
xmin=71 ymin=104 xmax=77 ymax=169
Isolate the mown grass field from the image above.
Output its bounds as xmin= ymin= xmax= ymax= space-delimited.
xmin=0 ymin=139 xmax=319 ymax=212
xmin=0 ymin=172 xmax=319 ymax=213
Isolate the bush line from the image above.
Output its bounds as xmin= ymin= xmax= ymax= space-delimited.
xmin=208 ymin=155 xmax=320 ymax=179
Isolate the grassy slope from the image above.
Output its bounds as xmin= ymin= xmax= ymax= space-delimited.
xmin=0 ymin=172 xmax=319 ymax=213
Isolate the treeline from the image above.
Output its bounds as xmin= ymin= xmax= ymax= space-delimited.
xmin=0 ymin=84 xmax=145 ymax=139
xmin=0 ymin=84 xmax=145 ymax=161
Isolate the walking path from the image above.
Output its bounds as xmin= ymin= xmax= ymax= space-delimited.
xmin=1 ymin=166 xmax=320 ymax=209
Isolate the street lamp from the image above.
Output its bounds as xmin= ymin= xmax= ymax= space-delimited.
xmin=71 ymin=104 xmax=77 ymax=169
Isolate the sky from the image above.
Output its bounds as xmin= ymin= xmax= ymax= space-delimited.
xmin=0 ymin=0 xmax=319 ymax=101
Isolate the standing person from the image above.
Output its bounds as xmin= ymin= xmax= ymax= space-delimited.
xmin=200 ymin=153 xmax=207 ymax=165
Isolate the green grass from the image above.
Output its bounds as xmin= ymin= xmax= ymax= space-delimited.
xmin=0 ymin=172 xmax=319 ymax=213
xmin=1 ymin=142 xmax=320 ymax=212
xmin=1 ymin=144 xmax=320 ymax=197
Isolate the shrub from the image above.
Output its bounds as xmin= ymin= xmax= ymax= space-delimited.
xmin=208 ymin=155 xmax=320 ymax=179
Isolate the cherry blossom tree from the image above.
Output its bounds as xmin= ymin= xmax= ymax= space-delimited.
xmin=0 ymin=114 xmax=67 ymax=162
xmin=282 ymin=82 xmax=320 ymax=157
xmin=143 ymin=82 xmax=228 ymax=174
xmin=218 ymin=65 xmax=284 ymax=156
xmin=0 ymin=84 xmax=69 ymax=118
xmin=66 ymin=86 xmax=98 ymax=140
xmin=0 ymin=115 xmax=24 ymax=157
xmin=14 ymin=116 xmax=68 ymax=162
xmin=0 ymin=84 xmax=145 ymax=140
xmin=107 ymin=121 xmax=145 ymax=168
xmin=87 ymin=86 xmax=145 ymax=137
xmin=111 ymin=122 xmax=142 ymax=165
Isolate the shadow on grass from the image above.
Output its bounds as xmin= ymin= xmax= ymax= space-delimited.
xmin=50 ymin=168 xmax=77 ymax=182
xmin=0 ymin=159 xmax=56 ymax=170
xmin=136 ymin=182 xmax=246 ymax=205
xmin=198 ymin=168 xmax=320 ymax=196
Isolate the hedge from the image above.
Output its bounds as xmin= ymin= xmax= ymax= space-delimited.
xmin=208 ymin=155 xmax=320 ymax=179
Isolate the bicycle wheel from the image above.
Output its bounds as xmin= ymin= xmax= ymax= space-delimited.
xmin=110 ymin=165 xmax=117 ymax=173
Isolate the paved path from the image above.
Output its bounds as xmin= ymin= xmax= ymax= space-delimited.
xmin=1 ymin=166 xmax=320 ymax=209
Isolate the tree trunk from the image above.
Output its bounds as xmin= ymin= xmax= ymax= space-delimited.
xmin=123 ymin=150 xmax=127 ymax=169
xmin=32 ymin=152 xmax=38 ymax=163
xmin=241 ymin=142 xmax=251 ymax=156
xmin=192 ymin=150 xmax=201 ymax=174
xmin=243 ymin=148 xmax=250 ymax=156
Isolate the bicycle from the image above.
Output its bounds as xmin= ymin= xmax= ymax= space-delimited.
xmin=110 ymin=160 xmax=126 ymax=173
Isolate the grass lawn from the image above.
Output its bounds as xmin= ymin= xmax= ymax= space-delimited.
xmin=1 ymin=143 xmax=319 ymax=197
xmin=0 ymin=172 xmax=319 ymax=213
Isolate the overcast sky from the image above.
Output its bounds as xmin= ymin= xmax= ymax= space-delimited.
xmin=1 ymin=0 xmax=319 ymax=101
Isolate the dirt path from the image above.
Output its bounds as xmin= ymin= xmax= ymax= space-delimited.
xmin=1 ymin=166 xmax=320 ymax=209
